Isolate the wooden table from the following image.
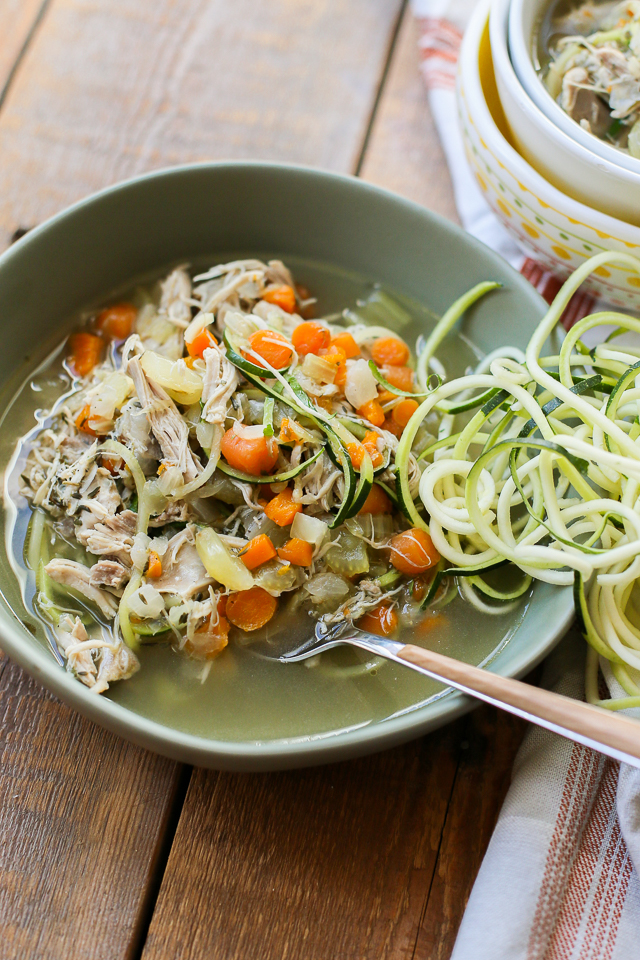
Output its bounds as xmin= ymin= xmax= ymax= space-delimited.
xmin=0 ymin=3 xmax=530 ymax=956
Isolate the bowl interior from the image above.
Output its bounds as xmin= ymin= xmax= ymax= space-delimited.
xmin=0 ymin=163 xmax=574 ymax=769
xmin=508 ymin=0 xmax=640 ymax=174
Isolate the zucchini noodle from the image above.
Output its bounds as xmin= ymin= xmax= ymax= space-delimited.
xmin=397 ymin=252 xmax=640 ymax=710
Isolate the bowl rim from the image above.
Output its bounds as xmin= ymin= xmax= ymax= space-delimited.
xmin=460 ymin=0 xmax=640 ymax=242
xmin=507 ymin=0 xmax=640 ymax=176
xmin=489 ymin=0 xmax=640 ymax=186
xmin=0 ymin=159 xmax=575 ymax=769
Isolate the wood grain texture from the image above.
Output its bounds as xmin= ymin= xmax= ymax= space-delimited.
xmin=141 ymin=730 xmax=464 ymax=960
xmin=359 ymin=11 xmax=458 ymax=222
xmin=0 ymin=651 xmax=182 ymax=960
xmin=0 ymin=0 xmax=46 ymax=101
xmin=414 ymin=707 xmax=529 ymax=960
xmin=0 ymin=0 xmax=403 ymax=248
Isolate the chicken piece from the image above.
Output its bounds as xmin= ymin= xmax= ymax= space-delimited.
xmin=201 ymin=344 xmax=239 ymax=424
xmin=90 ymin=559 xmax=129 ymax=589
xmin=159 ymin=266 xmax=192 ymax=328
xmin=45 ymin=558 xmax=119 ymax=618
xmin=152 ymin=527 xmax=213 ymax=599
xmin=76 ymin=509 xmax=137 ymax=564
xmin=561 ymin=66 xmax=612 ymax=135
xmin=56 ymin=615 xmax=97 ymax=686
xmin=127 ymin=355 xmax=200 ymax=482
xmin=93 ymin=643 xmax=140 ymax=694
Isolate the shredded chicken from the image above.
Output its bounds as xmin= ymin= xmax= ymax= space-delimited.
xmin=45 ymin=559 xmax=119 ymax=618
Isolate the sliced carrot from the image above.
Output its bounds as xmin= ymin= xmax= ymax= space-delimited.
xmin=415 ymin=612 xmax=445 ymax=638
xmin=358 ymin=484 xmax=392 ymax=515
xmin=95 ymin=302 xmax=137 ymax=340
xmin=357 ymin=603 xmax=398 ymax=637
xmin=389 ymin=528 xmax=440 ymax=575
xmin=240 ymin=534 xmax=277 ymax=570
xmin=246 ymin=328 xmax=294 ymax=370
xmin=330 ymin=332 xmax=360 ymax=359
xmin=371 ymin=336 xmax=410 ymax=367
xmin=346 ymin=442 xmax=365 ymax=469
xmin=358 ymin=399 xmax=385 ymax=427
xmin=392 ymin=398 xmax=419 ymax=427
xmin=291 ymin=321 xmax=330 ymax=356
xmin=67 ymin=332 xmax=103 ymax=377
xmin=217 ymin=594 xmax=228 ymax=616
xmin=381 ymin=365 xmax=414 ymax=392
xmin=334 ymin=363 xmax=347 ymax=388
xmin=75 ymin=404 xmax=97 ymax=436
xmin=185 ymin=614 xmax=230 ymax=659
xmin=382 ymin=415 xmax=403 ymax=439
xmin=319 ymin=344 xmax=347 ymax=366
xmin=187 ymin=327 xmax=217 ymax=358
xmin=377 ymin=389 xmax=396 ymax=405
xmin=220 ymin=428 xmax=279 ymax=476
xmin=262 ymin=285 xmax=297 ymax=314
xmin=147 ymin=551 xmax=162 ymax=578
xmin=277 ymin=538 xmax=314 ymax=567
xmin=264 ymin=487 xmax=302 ymax=526
xmin=363 ymin=430 xmax=383 ymax=468
xmin=226 ymin=586 xmax=278 ymax=632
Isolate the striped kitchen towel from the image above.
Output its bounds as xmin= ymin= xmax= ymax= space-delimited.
xmin=410 ymin=0 xmax=640 ymax=956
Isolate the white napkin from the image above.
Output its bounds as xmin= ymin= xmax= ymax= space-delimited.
xmin=410 ymin=0 xmax=640 ymax=954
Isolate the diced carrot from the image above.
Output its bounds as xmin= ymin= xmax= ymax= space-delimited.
xmin=291 ymin=321 xmax=330 ymax=356
xmin=264 ymin=487 xmax=302 ymax=526
xmin=262 ymin=285 xmax=297 ymax=314
xmin=319 ymin=344 xmax=347 ymax=366
xmin=358 ymin=484 xmax=392 ymax=515
xmin=377 ymin=389 xmax=396 ymax=405
xmin=358 ymin=399 xmax=385 ymax=427
xmin=415 ymin=612 xmax=445 ymax=637
xmin=357 ymin=603 xmax=398 ymax=637
xmin=246 ymin=329 xmax=294 ymax=370
xmin=392 ymin=398 xmax=419 ymax=427
xmin=240 ymin=534 xmax=277 ymax=570
xmin=75 ymin=404 xmax=97 ymax=436
xmin=382 ymin=415 xmax=403 ymax=439
xmin=381 ymin=365 xmax=414 ymax=392
xmin=220 ymin=428 xmax=279 ymax=476
xmin=147 ymin=551 xmax=162 ymax=578
xmin=278 ymin=418 xmax=298 ymax=443
xmin=347 ymin=442 xmax=364 ymax=469
xmin=67 ymin=332 xmax=103 ymax=377
xmin=185 ymin=614 xmax=230 ymax=659
xmin=389 ymin=528 xmax=440 ymax=575
xmin=226 ymin=586 xmax=278 ymax=632
xmin=187 ymin=327 xmax=217 ymax=358
xmin=371 ymin=336 xmax=410 ymax=367
xmin=217 ymin=593 xmax=228 ymax=616
xmin=277 ymin=538 xmax=314 ymax=567
xmin=315 ymin=396 xmax=333 ymax=412
xmin=330 ymin=332 xmax=360 ymax=359
xmin=363 ymin=430 xmax=383 ymax=468
xmin=334 ymin=363 xmax=347 ymax=388
xmin=95 ymin=302 xmax=137 ymax=340
xmin=100 ymin=453 xmax=123 ymax=475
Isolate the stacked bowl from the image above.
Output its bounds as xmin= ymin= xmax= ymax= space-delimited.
xmin=457 ymin=0 xmax=640 ymax=307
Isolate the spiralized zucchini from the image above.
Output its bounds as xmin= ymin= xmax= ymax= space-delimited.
xmin=397 ymin=251 xmax=640 ymax=710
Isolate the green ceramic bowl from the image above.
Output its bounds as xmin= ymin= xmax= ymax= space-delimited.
xmin=0 ymin=162 xmax=573 ymax=770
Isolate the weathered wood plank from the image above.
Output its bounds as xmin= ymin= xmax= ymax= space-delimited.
xmin=0 ymin=0 xmax=46 ymax=102
xmin=360 ymin=11 xmax=459 ymax=223
xmin=141 ymin=729 xmax=464 ymax=960
xmin=414 ymin=707 xmax=529 ymax=960
xmin=0 ymin=0 xmax=404 ymax=248
xmin=0 ymin=652 xmax=183 ymax=960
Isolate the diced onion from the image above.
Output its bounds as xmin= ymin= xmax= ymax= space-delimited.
xmin=88 ymin=373 xmax=134 ymax=421
xmin=140 ymin=351 xmax=203 ymax=405
xmin=129 ymin=583 xmax=165 ymax=619
xmin=290 ymin=512 xmax=329 ymax=548
xmin=195 ymin=527 xmax=254 ymax=591
xmin=305 ymin=573 xmax=350 ymax=602
xmin=345 ymin=359 xmax=378 ymax=409
xmin=232 ymin=421 xmax=267 ymax=441
xmin=184 ymin=311 xmax=214 ymax=347
xmin=301 ymin=353 xmax=337 ymax=384
xmin=131 ymin=533 xmax=151 ymax=571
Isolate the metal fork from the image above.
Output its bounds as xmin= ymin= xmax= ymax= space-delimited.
xmin=276 ymin=620 xmax=640 ymax=769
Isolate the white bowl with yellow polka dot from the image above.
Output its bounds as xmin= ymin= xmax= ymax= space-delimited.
xmin=457 ymin=0 xmax=640 ymax=309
